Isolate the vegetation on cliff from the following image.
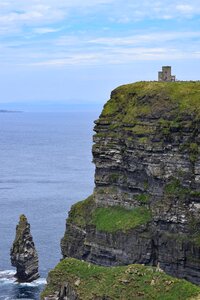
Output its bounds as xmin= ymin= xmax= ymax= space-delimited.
xmin=92 ymin=206 xmax=151 ymax=233
xmin=95 ymin=82 xmax=200 ymax=161
xmin=41 ymin=258 xmax=200 ymax=299
xmin=101 ymin=81 xmax=200 ymax=121
xmin=67 ymin=195 xmax=95 ymax=228
xmin=66 ymin=195 xmax=151 ymax=233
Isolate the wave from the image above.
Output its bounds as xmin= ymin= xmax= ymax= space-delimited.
xmin=0 ymin=270 xmax=15 ymax=276
xmin=19 ymin=278 xmax=47 ymax=287
xmin=0 ymin=270 xmax=16 ymax=285
xmin=0 ymin=270 xmax=46 ymax=286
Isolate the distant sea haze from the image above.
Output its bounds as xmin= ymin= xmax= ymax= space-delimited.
xmin=0 ymin=110 xmax=22 ymax=113
xmin=0 ymin=101 xmax=103 ymax=112
xmin=0 ymin=111 xmax=97 ymax=299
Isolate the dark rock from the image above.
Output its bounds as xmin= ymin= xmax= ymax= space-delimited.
xmin=42 ymin=282 xmax=78 ymax=300
xmin=10 ymin=214 xmax=39 ymax=282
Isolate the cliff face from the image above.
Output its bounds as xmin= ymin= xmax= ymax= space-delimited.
xmin=61 ymin=81 xmax=200 ymax=285
xmin=10 ymin=214 xmax=40 ymax=282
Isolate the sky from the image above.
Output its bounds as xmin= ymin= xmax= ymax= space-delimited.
xmin=0 ymin=0 xmax=200 ymax=111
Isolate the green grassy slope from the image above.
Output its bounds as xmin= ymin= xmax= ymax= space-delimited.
xmin=41 ymin=258 xmax=200 ymax=300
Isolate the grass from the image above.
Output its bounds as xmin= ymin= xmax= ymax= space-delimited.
xmin=100 ymin=81 xmax=200 ymax=123
xmin=164 ymin=178 xmax=200 ymax=201
xmin=138 ymin=137 xmax=148 ymax=143
xmin=67 ymin=195 xmax=95 ymax=228
xmin=129 ymin=125 xmax=154 ymax=135
xmin=164 ymin=178 xmax=189 ymax=198
xmin=189 ymin=143 xmax=199 ymax=163
xmin=12 ymin=214 xmax=29 ymax=247
xmin=67 ymin=195 xmax=152 ymax=233
xmin=91 ymin=206 xmax=152 ymax=233
xmin=109 ymin=173 xmax=121 ymax=183
xmin=41 ymin=258 xmax=200 ymax=300
xmin=179 ymin=142 xmax=199 ymax=163
xmin=135 ymin=194 xmax=150 ymax=203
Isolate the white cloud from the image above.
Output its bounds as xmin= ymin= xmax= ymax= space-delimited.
xmin=0 ymin=0 xmax=116 ymax=37
xmin=0 ymin=4 xmax=64 ymax=27
xmin=33 ymin=27 xmax=62 ymax=34
xmin=87 ymin=31 xmax=200 ymax=47
xmin=176 ymin=4 xmax=194 ymax=14
xmin=108 ymin=0 xmax=200 ymax=22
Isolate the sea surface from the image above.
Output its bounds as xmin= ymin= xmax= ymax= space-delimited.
xmin=0 ymin=111 xmax=98 ymax=299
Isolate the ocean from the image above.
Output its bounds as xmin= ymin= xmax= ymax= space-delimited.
xmin=0 ymin=112 xmax=98 ymax=299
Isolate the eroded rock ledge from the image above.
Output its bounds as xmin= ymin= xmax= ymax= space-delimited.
xmin=10 ymin=214 xmax=40 ymax=282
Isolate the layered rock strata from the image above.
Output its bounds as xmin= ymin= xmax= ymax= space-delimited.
xmin=60 ymin=81 xmax=200 ymax=285
xmin=10 ymin=214 xmax=40 ymax=282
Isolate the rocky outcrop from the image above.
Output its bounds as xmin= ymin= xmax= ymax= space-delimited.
xmin=42 ymin=282 xmax=78 ymax=300
xmin=10 ymin=214 xmax=40 ymax=282
xmin=60 ymin=81 xmax=200 ymax=285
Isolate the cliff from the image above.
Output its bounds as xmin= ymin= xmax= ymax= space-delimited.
xmin=43 ymin=81 xmax=200 ymax=298
xmin=10 ymin=214 xmax=40 ymax=282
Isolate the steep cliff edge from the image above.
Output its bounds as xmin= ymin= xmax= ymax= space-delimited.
xmin=60 ymin=81 xmax=200 ymax=286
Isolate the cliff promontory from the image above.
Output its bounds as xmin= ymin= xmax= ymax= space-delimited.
xmin=43 ymin=81 xmax=200 ymax=298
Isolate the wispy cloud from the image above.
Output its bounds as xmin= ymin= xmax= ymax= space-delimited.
xmin=88 ymin=32 xmax=200 ymax=46
xmin=4 ymin=30 xmax=196 ymax=67
xmin=33 ymin=27 xmax=62 ymax=34
xmin=176 ymin=4 xmax=194 ymax=15
xmin=30 ymin=50 xmax=199 ymax=67
xmin=107 ymin=0 xmax=200 ymax=23
xmin=0 ymin=0 xmax=114 ymax=35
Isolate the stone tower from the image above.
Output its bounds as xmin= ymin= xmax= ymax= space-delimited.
xmin=158 ymin=66 xmax=176 ymax=82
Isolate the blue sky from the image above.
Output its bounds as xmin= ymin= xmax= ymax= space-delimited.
xmin=0 ymin=0 xmax=200 ymax=111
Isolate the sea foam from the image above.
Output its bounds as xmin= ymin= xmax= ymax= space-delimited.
xmin=0 ymin=270 xmax=46 ymax=286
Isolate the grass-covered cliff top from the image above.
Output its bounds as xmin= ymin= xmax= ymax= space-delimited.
xmin=41 ymin=258 xmax=200 ymax=300
xmin=66 ymin=195 xmax=151 ymax=233
xmin=100 ymin=81 xmax=200 ymax=123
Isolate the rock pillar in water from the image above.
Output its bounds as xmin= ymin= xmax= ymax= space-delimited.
xmin=10 ymin=214 xmax=40 ymax=282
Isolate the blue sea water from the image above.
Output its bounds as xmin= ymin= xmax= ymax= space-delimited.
xmin=0 ymin=112 xmax=98 ymax=299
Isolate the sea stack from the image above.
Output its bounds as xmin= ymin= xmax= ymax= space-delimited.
xmin=10 ymin=214 xmax=39 ymax=282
